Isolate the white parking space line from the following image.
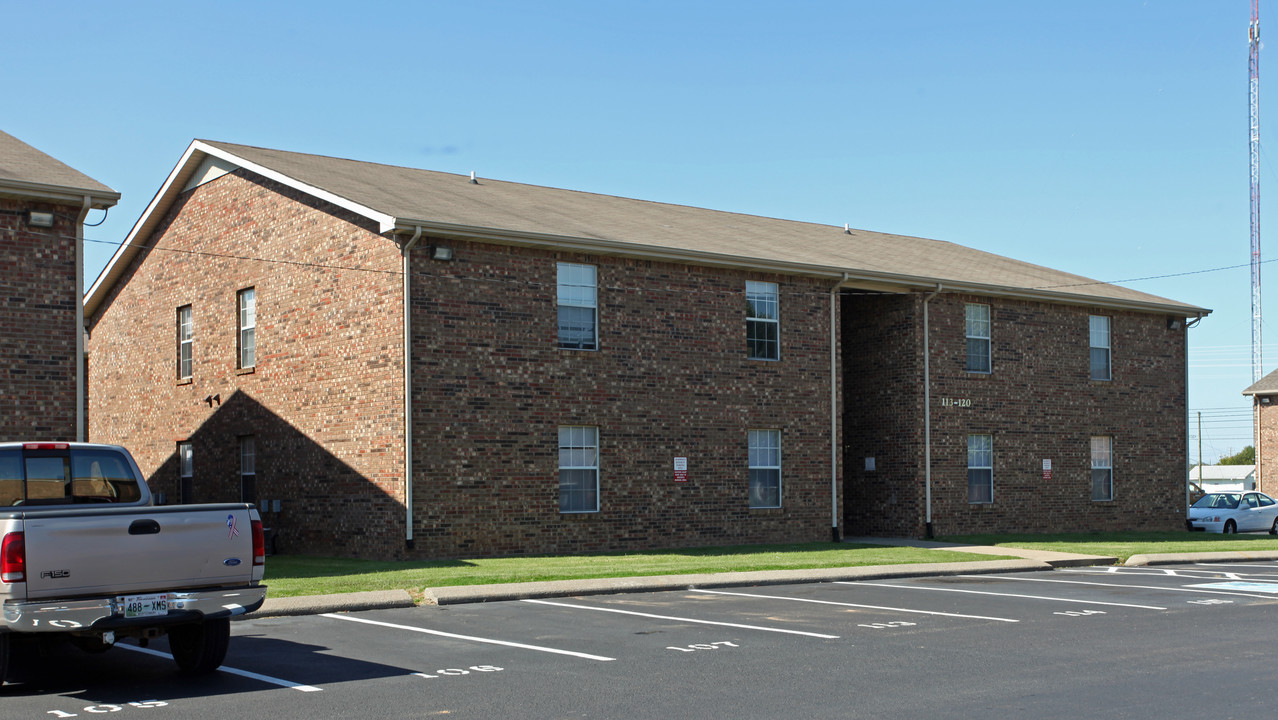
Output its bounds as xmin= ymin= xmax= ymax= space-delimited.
xmin=521 ymin=599 xmax=840 ymax=639
xmin=837 ymin=581 xmax=1167 ymax=610
xmin=320 ymin=613 xmax=615 ymax=661
xmin=958 ymin=573 xmax=1278 ymax=600
xmin=692 ymin=588 xmax=1019 ymax=623
xmin=116 ymin=644 xmax=323 ymax=692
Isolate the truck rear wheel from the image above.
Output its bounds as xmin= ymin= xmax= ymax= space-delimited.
xmin=0 ymin=633 xmax=8 ymax=683
xmin=168 ymin=618 xmax=229 ymax=674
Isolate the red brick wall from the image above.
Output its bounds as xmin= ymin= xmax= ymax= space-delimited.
xmin=0 ymin=198 xmax=79 ymax=441
xmin=408 ymin=241 xmax=840 ymax=557
xmin=844 ymin=292 xmax=1188 ymax=536
xmin=1256 ymin=400 xmax=1277 ymax=495
xmin=87 ymin=171 xmax=407 ymax=558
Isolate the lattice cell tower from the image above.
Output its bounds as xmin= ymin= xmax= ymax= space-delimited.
xmin=1252 ymin=0 xmax=1263 ymax=382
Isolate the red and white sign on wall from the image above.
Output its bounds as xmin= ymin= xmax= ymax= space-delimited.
xmin=1042 ymin=459 xmax=1052 ymax=480
xmin=674 ymin=457 xmax=688 ymax=482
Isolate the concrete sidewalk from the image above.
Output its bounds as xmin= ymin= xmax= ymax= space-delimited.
xmin=250 ymin=537 xmax=1115 ymax=618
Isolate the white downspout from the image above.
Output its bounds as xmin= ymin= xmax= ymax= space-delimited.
xmin=403 ymin=226 xmax=424 ymax=549
xmin=76 ymin=195 xmax=91 ymax=442
xmin=830 ymin=273 xmax=847 ymax=541
xmin=922 ymin=284 xmax=942 ymax=539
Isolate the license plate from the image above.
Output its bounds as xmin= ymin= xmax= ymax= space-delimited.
xmin=121 ymin=593 xmax=169 ymax=618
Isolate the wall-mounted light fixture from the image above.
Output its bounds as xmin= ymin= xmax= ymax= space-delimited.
xmin=431 ymin=245 xmax=454 ymax=261
xmin=1167 ymin=317 xmax=1183 ymax=330
xmin=26 ymin=211 xmax=54 ymax=228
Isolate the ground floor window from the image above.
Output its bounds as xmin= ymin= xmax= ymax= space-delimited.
xmin=559 ymin=426 xmax=599 ymax=512
xmin=749 ymin=429 xmax=782 ymax=508
xmin=178 ymin=441 xmax=193 ymax=504
xmin=1091 ymin=436 xmax=1113 ymax=501
xmin=968 ymin=434 xmax=993 ymax=504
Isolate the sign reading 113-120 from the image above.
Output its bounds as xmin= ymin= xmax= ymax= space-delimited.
xmin=939 ymin=398 xmax=971 ymax=408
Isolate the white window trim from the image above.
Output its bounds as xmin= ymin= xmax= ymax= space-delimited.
xmin=1091 ymin=436 xmax=1114 ymax=502
xmin=1089 ymin=315 xmax=1112 ymax=381
xmin=558 ymin=426 xmax=600 ymax=513
xmin=238 ymin=288 xmax=256 ymax=369
xmin=177 ymin=305 xmax=193 ymax=380
xmin=748 ymin=428 xmax=783 ymax=509
xmin=746 ymin=281 xmax=780 ymax=361
xmin=967 ymin=434 xmax=993 ymax=504
xmin=965 ymin=303 xmax=991 ymax=374
xmin=557 ymin=262 xmax=598 ymax=351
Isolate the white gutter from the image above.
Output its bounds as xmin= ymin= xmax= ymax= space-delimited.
xmin=922 ymin=284 xmax=943 ymax=538
xmin=76 ymin=195 xmax=91 ymax=442
xmin=403 ymin=226 xmax=424 ymax=549
xmin=829 ymin=274 xmax=848 ymax=540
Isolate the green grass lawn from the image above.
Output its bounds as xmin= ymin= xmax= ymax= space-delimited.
xmin=939 ymin=531 xmax=1278 ymax=563
xmin=262 ymin=542 xmax=1006 ymax=598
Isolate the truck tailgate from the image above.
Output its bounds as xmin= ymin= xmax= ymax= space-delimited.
xmin=20 ymin=504 xmax=257 ymax=599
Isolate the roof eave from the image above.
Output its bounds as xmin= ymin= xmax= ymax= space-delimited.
xmin=0 ymin=178 xmax=118 ymax=207
xmin=392 ymin=220 xmax=1212 ymax=316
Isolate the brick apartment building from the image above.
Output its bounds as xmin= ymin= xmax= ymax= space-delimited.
xmin=0 ymin=131 xmax=118 ymax=442
xmin=1244 ymin=371 xmax=1278 ymax=496
xmin=84 ymin=140 xmax=1206 ymax=559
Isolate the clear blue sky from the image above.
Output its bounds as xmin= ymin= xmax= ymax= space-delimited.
xmin=3 ymin=0 xmax=1266 ymax=462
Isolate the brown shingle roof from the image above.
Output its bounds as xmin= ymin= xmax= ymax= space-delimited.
xmin=86 ymin=139 xmax=1207 ymax=318
xmin=200 ymin=140 xmax=1205 ymax=315
xmin=0 ymin=131 xmax=117 ymax=205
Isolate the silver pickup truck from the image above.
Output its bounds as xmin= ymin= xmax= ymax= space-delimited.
xmin=0 ymin=442 xmax=267 ymax=679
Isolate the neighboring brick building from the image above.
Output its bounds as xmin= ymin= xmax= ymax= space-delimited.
xmin=0 ymin=131 xmax=118 ymax=442
xmin=1244 ymin=371 xmax=1278 ymax=496
xmin=85 ymin=140 xmax=1206 ymax=559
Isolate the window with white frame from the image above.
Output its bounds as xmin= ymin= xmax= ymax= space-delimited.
xmin=238 ymin=288 xmax=256 ymax=369
xmin=1091 ymin=436 xmax=1113 ymax=501
xmin=240 ymin=435 xmax=257 ymax=504
xmin=1089 ymin=315 xmax=1111 ymax=381
xmin=558 ymin=426 xmax=599 ymax=512
xmin=557 ymin=262 xmax=597 ymax=350
xmin=746 ymin=281 xmax=780 ymax=360
xmin=178 ymin=441 xmax=193 ymax=504
xmin=177 ymin=305 xmax=193 ymax=379
xmin=965 ymin=303 xmax=991 ymax=373
xmin=967 ymin=434 xmax=993 ymax=504
xmin=748 ymin=429 xmax=782 ymax=508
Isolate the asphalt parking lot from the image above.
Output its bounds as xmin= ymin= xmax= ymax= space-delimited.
xmin=7 ymin=561 xmax=1278 ymax=719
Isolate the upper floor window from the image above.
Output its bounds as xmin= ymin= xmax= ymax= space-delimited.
xmin=238 ymin=288 xmax=256 ymax=369
xmin=748 ymin=429 xmax=782 ymax=508
xmin=965 ymin=303 xmax=991 ymax=373
xmin=746 ymin=281 xmax=780 ymax=360
xmin=968 ymin=434 xmax=993 ymax=504
xmin=557 ymin=262 xmax=597 ymax=350
xmin=177 ymin=305 xmax=193 ymax=380
xmin=1089 ymin=315 xmax=1111 ymax=381
xmin=559 ymin=426 xmax=599 ymax=512
xmin=1091 ymin=436 xmax=1113 ymax=501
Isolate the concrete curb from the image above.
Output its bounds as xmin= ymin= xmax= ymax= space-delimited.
xmin=1126 ymin=550 xmax=1278 ymax=566
xmin=423 ymin=559 xmax=1049 ymax=605
xmin=251 ymin=589 xmax=416 ymax=618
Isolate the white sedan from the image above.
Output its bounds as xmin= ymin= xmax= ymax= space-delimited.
xmin=1187 ymin=491 xmax=1278 ymax=534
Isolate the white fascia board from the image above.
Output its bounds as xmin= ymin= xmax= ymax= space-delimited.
xmin=86 ymin=140 xmax=207 ymax=317
xmin=0 ymin=178 xmax=119 ymax=207
xmin=86 ymin=140 xmax=399 ymax=318
xmin=392 ymin=220 xmax=1211 ymax=317
xmin=195 ymin=141 xmax=396 ymax=233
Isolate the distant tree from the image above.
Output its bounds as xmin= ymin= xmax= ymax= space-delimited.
xmin=1218 ymin=446 xmax=1256 ymax=465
